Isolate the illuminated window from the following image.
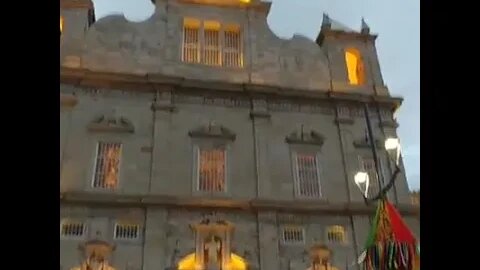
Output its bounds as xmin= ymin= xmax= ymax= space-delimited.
xmin=203 ymin=21 xmax=221 ymax=66
xmin=197 ymin=148 xmax=226 ymax=192
xmin=293 ymin=153 xmax=322 ymax=198
xmin=281 ymin=226 xmax=305 ymax=245
xmin=345 ymin=48 xmax=365 ymax=85
xmin=114 ymin=222 xmax=140 ymax=240
xmin=92 ymin=142 xmax=122 ymax=189
xmin=223 ymin=25 xmax=242 ymax=67
xmin=60 ymin=219 xmax=86 ymax=239
xmin=182 ymin=18 xmax=243 ymax=68
xmin=60 ymin=16 xmax=64 ymax=38
xmin=183 ymin=18 xmax=201 ymax=63
xmin=359 ymin=156 xmax=383 ymax=198
xmin=326 ymin=225 xmax=346 ymax=244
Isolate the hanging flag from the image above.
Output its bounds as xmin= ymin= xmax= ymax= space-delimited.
xmin=360 ymin=199 xmax=420 ymax=270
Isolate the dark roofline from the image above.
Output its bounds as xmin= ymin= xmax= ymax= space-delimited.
xmin=316 ymin=29 xmax=378 ymax=46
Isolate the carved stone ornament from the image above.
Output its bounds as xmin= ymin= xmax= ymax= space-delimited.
xmin=188 ymin=122 xmax=236 ymax=141
xmin=72 ymin=240 xmax=116 ymax=270
xmin=285 ymin=126 xmax=325 ymax=146
xmin=87 ymin=114 xmax=135 ymax=134
xmin=81 ymin=239 xmax=115 ymax=255
xmin=190 ymin=215 xmax=236 ymax=270
xmin=306 ymin=244 xmax=339 ymax=270
xmin=353 ymin=136 xmax=383 ymax=149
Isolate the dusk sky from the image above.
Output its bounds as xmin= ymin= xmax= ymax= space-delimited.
xmin=91 ymin=0 xmax=420 ymax=190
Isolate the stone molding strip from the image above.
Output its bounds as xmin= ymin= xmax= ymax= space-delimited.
xmin=60 ymin=192 xmax=419 ymax=216
xmin=60 ymin=67 xmax=403 ymax=110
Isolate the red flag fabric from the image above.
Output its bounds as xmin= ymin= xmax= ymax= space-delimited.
xmin=385 ymin=200 xmax=416 ymax=244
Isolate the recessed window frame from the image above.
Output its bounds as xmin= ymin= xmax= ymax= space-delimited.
xmin=325 ymin=225 xmax=348 ymax=245
xmin=358 ymin=155 xmax=387 ymax=199
xmin=181 ymin=17 xmax=243 ymax=68
xmin=192 ymin=141 xmax=230 ymax=195
xmin=291 ymin=148 xmax=323 ymax=199
xmin=91 ymin=141 xmax=123 ymax=191
xmin=60 ymin=219 xmax=87 ymax=240
xmin=280 ymin=225 xmax=306 ymax=245
xmin=113 ymin=222 xmax=141 ymax=242
xmin=344 ymin=47 xmax=365 ymax=86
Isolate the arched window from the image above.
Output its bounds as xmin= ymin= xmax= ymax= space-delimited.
xmin=345 ymin=48 xmax=365 ymax=85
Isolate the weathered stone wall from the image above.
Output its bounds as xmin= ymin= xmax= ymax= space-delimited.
xmin=60 ymin=85 xmax=409 ymax=204
xmin=60 ymin=2 xmax=416 ymax=270
xmin=60 ymin=206 xmax=371 ymax=270
xmin=60 ymin=206 xmax=145 ymax=270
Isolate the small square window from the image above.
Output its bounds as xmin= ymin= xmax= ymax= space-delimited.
xmin=114 ymin=223 xmax=140 ymax=241
xmin=60 ymin=219 xmax=86 ymax=239
xmin=281 ymin=226 xmax=305 ymax=245
xmin=326 ymin=225 xmax=346 ymax=244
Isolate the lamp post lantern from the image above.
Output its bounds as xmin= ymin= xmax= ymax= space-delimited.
xmin=355 ymin=103 xmax=403 ymax=203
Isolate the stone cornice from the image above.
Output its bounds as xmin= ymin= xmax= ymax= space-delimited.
xmin=60 ymin=192 xmax=419 ymax=216
xmin=188 ymin=123 xmax=236 ymax=141
xmin=60 ymin=0 xmax=94 ymax=9
xmin=353 ymin=138 xmax=384 ymax=149
xmin=157 ymin=0 xmax=272 ymax=13
xmin=285 ymin=129 xmax=325 ymax=146
xmin=60 ymin=67 xmax=403 ymax=110
xmin=87 ymin=115 xmax=135 ymax=134
xmin=316 ymin=29 xmax=377 ymax=45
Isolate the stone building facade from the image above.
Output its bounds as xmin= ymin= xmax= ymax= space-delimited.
xmin=59 ymin=1 xmax=420 ymax=270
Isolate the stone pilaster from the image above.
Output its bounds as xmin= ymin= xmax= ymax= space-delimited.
xmin=257 ymin=211 xmax=280 ymax=270
xmin=150 ymin=90 xmax=176 ymax=194
xmin=250 ymin=99 xmax=272 ymax=198
xmin=142 ymin=208 xmax=168 ymax=270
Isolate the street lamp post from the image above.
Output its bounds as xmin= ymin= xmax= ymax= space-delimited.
xmin=354 ymin=103 xmax=402 ymax=202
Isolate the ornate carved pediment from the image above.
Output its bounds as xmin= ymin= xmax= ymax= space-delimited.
xmin=72 ymin=240 xmax=117 ymax=270
xmin=306 ymin=244 xmax=339 ymax=270
xmin=353 ymin=137 xmax=383 ymax=149
xmin=285 ymin=126 xmax=325 ymax=146
xmin=79 ymin=239 xmax=116 ymax=258
xmin=87 ymin=114 xmax=134 ymax=133
xmin=188 ymin=122 xmax=236 ymax=141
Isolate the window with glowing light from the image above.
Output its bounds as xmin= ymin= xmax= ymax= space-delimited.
xmin=183 ymin=18 xmax=201 ymax=64
xmin=197 ymin=147 xmax=226 ymax=192
xmin=293 ymin=153 xmax=322 ymax=198
xmin=223 ymin=25 xmax=242 ymax=67
xmin=114 ymin=222 xmax=140 ymax=241
xmin=60 ymin=16 xmax=64 ymax=37
xmin=92 ymin=142 xmax=122 ymax=190
xmin=60 ymin=219 xmax=86 ymax=239
xmin=345 ymin=48 xmax=365 ymax=85
xmin=182 ymin=18 xmax=243 ymax=68
xmin=326 ymin=225 xmax=346 ymax=244
xmin=281 ymin=226 xmax=305 ymax=245
xmin=203 ymin=21 xmax=221 ymax=66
